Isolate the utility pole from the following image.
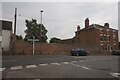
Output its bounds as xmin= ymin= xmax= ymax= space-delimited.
xmin=14 ymin=8 xmax=17 ymax=37
xmin=13 ymin=8 xmax=17 ymax=55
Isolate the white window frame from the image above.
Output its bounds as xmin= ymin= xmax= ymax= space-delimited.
xmin=107 ymin=29 xmax=110 ymax=34
xmin=113 ymin=30 xmax=116 ymax=34
xmin=100 ymin=29 xmax=103 ymax=33
xmin=113 ymin=35 xmax=116 ymax=42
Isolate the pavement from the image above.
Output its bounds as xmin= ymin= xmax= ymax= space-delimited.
xmin=1 ymin=55 xmax=120 ymax=79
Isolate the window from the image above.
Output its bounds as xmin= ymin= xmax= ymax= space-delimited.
xmin=113 ymin=35 xmax=116 ymax=42
xmin=107 ymin=29 xmax=110 ymax=34
xmin=107 ymin=35 xmax=110 ymax=42
xmin=100 ymin=36 xmax=103 ymax=41
xmin=103 ymin=35 xmax=107 ymax=41
xmin=113 ymin=30 xmax=116 ymax=34
xmin=100 ymin=29 xmax=103 ymax=33
xmin=114 ymin=44 xmax=116 ymax=50
xmin=101 ymin=44 xmax=104 ymax=51
xmin=100 ymin=34 xmax=107 ymax=42
xmin=100 ymin=34 xmax=103 ymax=41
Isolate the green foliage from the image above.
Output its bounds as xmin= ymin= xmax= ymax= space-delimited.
xmin=24 ymin=19 xmax=48 ymax=43
xmin=16 ymin=35 xmax=23 ymax=40
xmin=50 ymin=37 xmax=61 ymax=43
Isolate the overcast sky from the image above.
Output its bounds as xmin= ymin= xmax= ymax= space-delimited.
xmin=1 ymin=2 xmax=119 ymax=41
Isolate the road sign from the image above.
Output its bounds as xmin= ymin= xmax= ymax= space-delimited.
xmin=28 ymin=36 xmax=39 ymax=55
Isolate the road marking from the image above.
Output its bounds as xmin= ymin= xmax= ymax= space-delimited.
xmin=71 ymin=61 xmax=77 ymax=63
xmin=61 ymin=62 xmax=69 ymax=64
xmin=81 ymin=66 xmax=90 ymax=70
xmin=70 ymin=63 xmax=91 ymax=70
xmin=0 ymin=68 xmax=5 ymax=71
xmin=33 ymin=79 xmax=40 ymax=80
xmin=79 ymin=60 xmax=85 ymax=62
xmin=26 ymin=65 xmax=37 ymax=68
xmin=39 ymin=64 xmax=48 ymax=66
xmin=110 ymin=73 xmax=120 ymax=78
xmin=50 ymin=63 xmax=61 ymax=65
xmin=10 ymin=66 xmax=22 ymax=70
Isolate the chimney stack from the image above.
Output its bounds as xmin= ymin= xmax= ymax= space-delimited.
xmin=85 ymin=18 xmax=89 ymax=28
xmin=77 ymin=25 xmax=80 ymax=31
xmin=104 ymin=23 xmax=109 ymax=28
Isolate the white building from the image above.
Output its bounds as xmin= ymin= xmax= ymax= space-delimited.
xmin=0 ymin=20 xmax=12 ymax=51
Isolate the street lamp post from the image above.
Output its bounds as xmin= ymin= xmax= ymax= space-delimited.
xmin=40 ymin=10 xmax=43 ymax=42
xmin=40 ymin=10 xmax=43 ymax=54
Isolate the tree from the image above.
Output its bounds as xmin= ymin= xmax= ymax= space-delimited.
xmin=50 ymin=37 xmax=61 ymax=43
xmin=24 ymin=19 xmax=48 ymax=43
xmin=16 ymin=35 xmax=23 ymax=40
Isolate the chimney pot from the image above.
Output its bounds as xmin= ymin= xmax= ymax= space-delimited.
xmin=77 ymin=25 xmax=80 ymax=31
xmin=85 ymin=18 xmax=89 ymax=28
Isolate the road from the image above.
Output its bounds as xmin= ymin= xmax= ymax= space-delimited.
xmin=1 ymin=55 xmax=120 ymax=79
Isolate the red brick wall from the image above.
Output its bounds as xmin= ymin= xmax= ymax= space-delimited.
xmin=74 ymin=29 xmax=98 ymax=46
xmin=14 ymin=40 xmax=74 ymax=55
xmin=14 ymin=40 xmax=100 ymax=55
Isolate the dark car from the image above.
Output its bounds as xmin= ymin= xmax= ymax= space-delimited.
xmin=71 ymin=48 xmax=89 ymax=56
xmin=112 ymin=50 xmax=120 ymax=55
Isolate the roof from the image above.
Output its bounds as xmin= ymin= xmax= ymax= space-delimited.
xmin=0 ymin=20 xmax=12 ymax=30
xmin=77 ymin=24 xmax=118 ymax=32
xmin=90 ymin=24 xmax=118 ymax=31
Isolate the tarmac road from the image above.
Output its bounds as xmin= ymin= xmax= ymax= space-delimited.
xmin=1 ymin=55 xmax=120 ymax=79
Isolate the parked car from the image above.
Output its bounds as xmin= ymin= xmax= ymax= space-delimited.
xmin=112 ymin=50 xmax=120 ymax=55
xmin=71 ymin=48 xmax=90 ymax=56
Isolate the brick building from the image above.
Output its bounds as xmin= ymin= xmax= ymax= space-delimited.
xmin=10 ymin=18 xmax=119 ymax=55
xmin=62 ymin=18 xmax=119 ymax=53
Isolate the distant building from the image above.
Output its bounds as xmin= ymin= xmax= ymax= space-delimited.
xmin=0 ymin=20 xmax=12 ymax=51
xmin=62 ymin=18 xmax=119 ymax=53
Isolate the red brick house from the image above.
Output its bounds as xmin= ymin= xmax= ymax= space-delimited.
xmin=62 ymin=18 xmax=119 ymax=53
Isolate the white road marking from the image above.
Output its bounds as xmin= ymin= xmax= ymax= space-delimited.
xmin=79 ymin=60 xmax=85 ymax=62
xmin=39 ymin=64 xmax=48 ymax=66
xmin=61 ymin=62 xmax=69 ymax=64
xmin=110 ymin=73 xmax=120 ymax=78
xmin=33 ymin=79 xmax=40 ymax=80
xmin=50 ymin=63 xmax=61 ymax=65
xmin=10 ymin=66 xmax=22 ymax=70
xmin=81 ymin=66 xmax=90 ymax=70
xmin=26 ymin=65 xmax=37 ymax=68
xmin=0 ymin=68 xmax=5 ymax=71
xmin=70 ymin=63 xmax=90 ymax=70
xmin=71 ymin=61 xmax=77 ymax=63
